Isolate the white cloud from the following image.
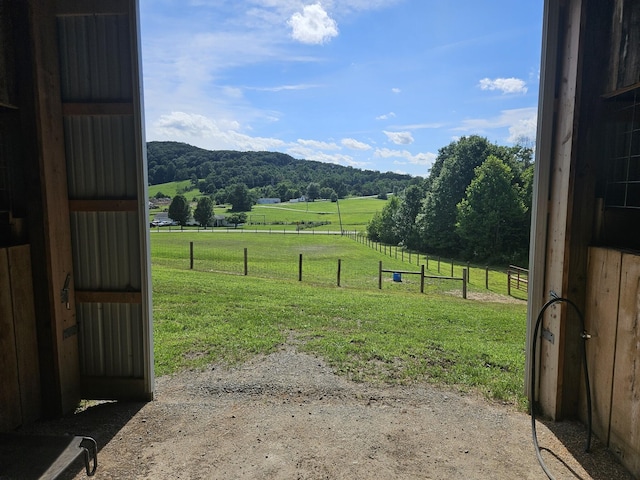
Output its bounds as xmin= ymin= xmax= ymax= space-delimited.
xmin=507 ymin=115 xmax=538 ymax=144
xmin=247 ymin=84 xmax=322 ymax=92
xmin=288 ymin=4 xmax=339 ymax=45
xmin=375 ymin=148 xmax=436 ymax=168
xmin=453 ymin=107 xmax=538 ymax=142
xmin=297 ymin=138 xmax=341 ymax=150
xmin=152 ymin=111 xmax=286 ymax=151
xmin=342 ymin=138 xmax=372 ymax=150
xmin=287 ymin=145 xmax=366 ymax=168
xmin=478 ymin=77 xmax=528 ymax=94
xmin=391 ymin=88 xmax=401 ymax=94
xmin=376 ymin=112 xmax=396 ymax=120
xmin=383 ymin=130 xmax=414 ymax=145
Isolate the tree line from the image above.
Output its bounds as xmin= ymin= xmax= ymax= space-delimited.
xmin=366 ymin=136 xmax=534 ymax=265
xmin=147 ymin=141 xmax=417 ymax=200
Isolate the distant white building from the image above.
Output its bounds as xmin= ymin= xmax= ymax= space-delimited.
xmin=257 ymin=198 xmax=281 ymax=204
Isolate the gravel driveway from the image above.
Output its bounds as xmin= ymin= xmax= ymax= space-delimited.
xmin=21 ymin=345 xmax=633 ymax=480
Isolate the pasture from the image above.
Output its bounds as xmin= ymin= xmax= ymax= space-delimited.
xmin=151 ymin=232 xmax=529 ymax=409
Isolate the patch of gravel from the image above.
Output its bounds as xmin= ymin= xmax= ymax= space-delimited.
xmin=18 ymin=344 xmax=634 ymax=480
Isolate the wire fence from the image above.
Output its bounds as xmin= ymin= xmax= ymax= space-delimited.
xmin=150 ymin=231 xmax=528 ymax=300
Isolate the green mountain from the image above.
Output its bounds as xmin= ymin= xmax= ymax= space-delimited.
xmin=147 ymin=141 xmax=417 ymax=198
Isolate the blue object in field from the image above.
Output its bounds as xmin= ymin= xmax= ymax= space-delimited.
xmin=393 ymin=272 xmax=402 ymax=282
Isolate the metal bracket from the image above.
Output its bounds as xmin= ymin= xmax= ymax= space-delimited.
xmin=542 ymin=328 xmax=555 ymax=344
xmin=61 ymin=274 xmax=71 ymax=310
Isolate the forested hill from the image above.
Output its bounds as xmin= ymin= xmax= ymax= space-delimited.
xmin=147 ymin=141 xmax=417 ymax=197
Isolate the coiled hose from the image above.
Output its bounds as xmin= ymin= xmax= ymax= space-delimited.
xmin=530 ymin=295 xmax=592 ymax=480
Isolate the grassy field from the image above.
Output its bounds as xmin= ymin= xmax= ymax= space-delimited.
xmin=250 ymin=196 xmax=386 ymax=231
xmin=151 ymin=232 xmax=529 ymax=409
xmin=147 ymin=180 xmax=388 ymax=231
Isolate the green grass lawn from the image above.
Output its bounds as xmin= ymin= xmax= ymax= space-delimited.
xmin=250 ymin=196 xmax=387 ymax=231
xmin=151 ymin=233 xmax=529 ymax=410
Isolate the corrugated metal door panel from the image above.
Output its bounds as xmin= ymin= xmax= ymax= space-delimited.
xmin=58 ymin=1 xmax=153 ymax=401
xmin=57 ymin=14 xmax=132 ymax=102
xmin=70 ymin=212 xmax=141 ymax=291
xmin=78 ymin=303 xmax=144 ymax=378
xmin=64 ymin=116 xmax=137 ymax=198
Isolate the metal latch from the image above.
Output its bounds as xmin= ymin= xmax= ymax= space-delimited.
xmin=61 ymin=274 xmax=71 ymax=310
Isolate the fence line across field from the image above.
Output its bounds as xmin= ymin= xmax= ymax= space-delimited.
xmin=150 ymin=232 xmax=527 ymax=298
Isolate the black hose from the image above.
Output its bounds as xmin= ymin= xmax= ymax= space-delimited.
xmin=530 ymin=295 xmax=592 ymax=479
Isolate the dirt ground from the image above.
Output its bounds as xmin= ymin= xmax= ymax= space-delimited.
xmin=19 ymin=344 xmax=633 ymax=480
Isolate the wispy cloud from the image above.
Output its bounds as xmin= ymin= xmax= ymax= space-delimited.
xmin=288 ymin=4 xmax=339 ymax=45
xmin=376 ymin=112 xmax=396 ymax=120
xmin=342 ymin=138 xmax=372 ymax=150
xmin=383 ymin=130 xmax=414 ymax=145
xmin=246 ymin=84 xmax=323 ymax=92
xmin=478 ymin=77 xmax=527 ymax=94
xmin=391 ymin=88 xmax=401 ymax=94
xmin=375 ymin=148 xmax=436 ymax=168
xmin=453 ymin=107 xmax=537 ymax=142
xmin=297 ymin=139 xmax=341 ymax=150
xmin=153 ymin=111 xmax=287 ymax=151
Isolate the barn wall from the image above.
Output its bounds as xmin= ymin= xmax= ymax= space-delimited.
xmin=532 ymin=0 xmax=640 ymax=475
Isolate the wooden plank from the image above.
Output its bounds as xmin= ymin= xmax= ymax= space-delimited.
xmin=25 ymin=0 xmax=80 ymax=416
xmin=8 ymin=245 xmax=42 ymax=425
xmin=526 ymin=0 xmax=562 ymax=400
xmin=582 ymin=247 xmax=621 ymax=443
xmin=609 ymin=252 xmax=640 ymax=477
xmin=56 ymin=0 xmax=129 ymax=16
xmin=61 ymin=102 xmax=133 ymax=116
xmin=68 ymin=199 xmax=137 ymax=212
xmin=537 ymin=0 xmax=584 ymax=420
xmin=0 ymin=249 xmax=22 ymax=431
xmin=75 ymin=290 xmax=142 ymax=304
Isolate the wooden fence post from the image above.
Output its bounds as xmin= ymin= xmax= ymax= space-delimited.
xmin=426 ymin=256 xmax=429 ymax=270
xmin=507 ymin=269 xmax=511 ymax=296
xmin=244 ymin=248 xmax=248 ymax=276
xmin=463 ymin=268 xmax=467 ymax=299
xmin=378 ymin=261 xmax=382 ymax=289
xmin=337 ymin=259 xmax=342 ymax=287
xmin=299 ymin=254 xmax=303 ymax=281
xmin=438 ymin=256 xmax=441 ymax=273
xmin=420 ymin=264 xmax=425 ymax=293
xmin=190 ymin=241 xmax=194 ymax=269
xmin=451 ymin=260 xmax=454 ymax=277
xmin=485 ymin=266 xmax=489 ymax=289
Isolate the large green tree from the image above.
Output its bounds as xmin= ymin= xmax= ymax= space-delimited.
xmin=227 ymin=183 xmax=253 ymax=212
xmin=168 ymin=194 xmax=191 ymax=226
xmin=366 ymin=195 xmax=401 ymax=244
xmin=193 ymin=196 xmax=214 ymax=227
xmin=306 ymin=182 xmax=320 ymax=202
xmin=417 ymin=136 xmax=503 ymax=254
xmin=393 ymin=185 xmax=424 ymax=249
xmin=456 ymin=156 xmax=526 ymax=261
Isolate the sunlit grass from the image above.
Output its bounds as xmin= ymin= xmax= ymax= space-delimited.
xmin=152 ymin=234 xmax=529 ymax=410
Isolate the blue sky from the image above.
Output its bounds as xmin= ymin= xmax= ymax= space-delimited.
xmin=140 ymin=1 xmax=543 ymax=177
